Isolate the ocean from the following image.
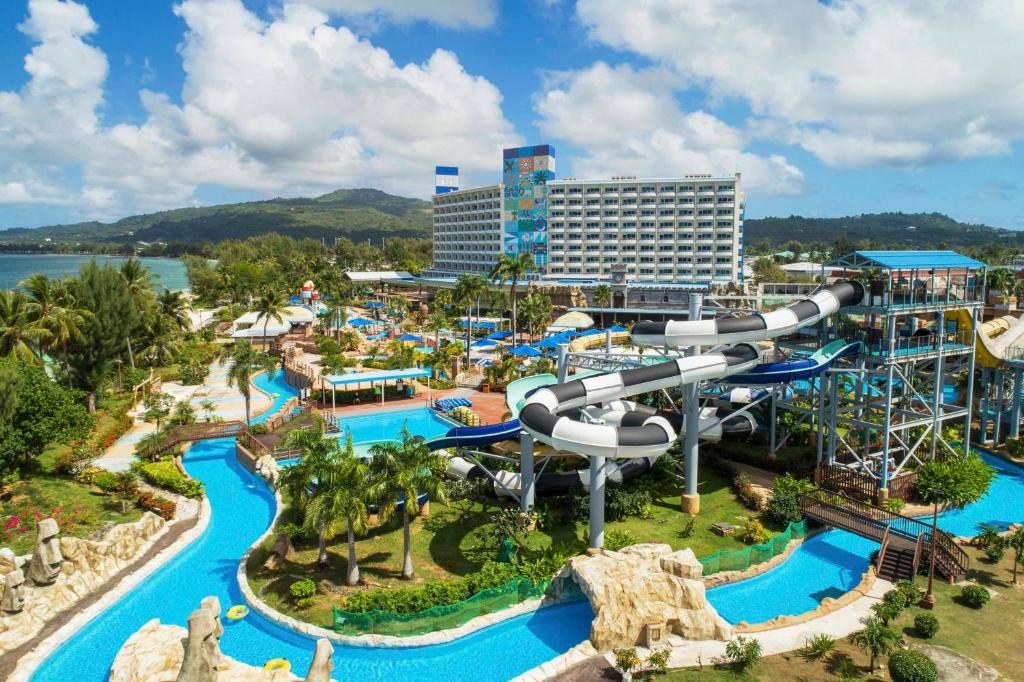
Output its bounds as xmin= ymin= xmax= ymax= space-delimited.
xmin=0 ymin=254 xmax=190 ymax=291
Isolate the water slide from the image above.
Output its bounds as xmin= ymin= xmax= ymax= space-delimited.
xmin=950 ymin=309 xmax=1024 ymax=369
xmin=519 ymin=281 xmax=865 ymax=459
xmin=724 ymin=339 xmax=863 ymax=384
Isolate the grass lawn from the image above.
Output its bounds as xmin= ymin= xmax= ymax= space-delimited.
xmin=247 ymin=466 xmax=767 ymax=628
xmin=659 ymin=542 xmax=1024 ymax=680
xmin=1 ymin=391 xmax=141 ymax=555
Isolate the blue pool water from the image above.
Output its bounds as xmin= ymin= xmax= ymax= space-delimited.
xmin=31 ymin=372 xmax=593 ymax=681
xmin=929 ymin=450 xmax=1024 ymax=536
xmin=331 ymin=407 xmax=456 ymax=447
xmin=707 ymin=530 xmax=877 ymax=624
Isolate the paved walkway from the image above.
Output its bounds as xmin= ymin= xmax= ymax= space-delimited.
xmin=94 ymin=360 xmax=270 ymax=472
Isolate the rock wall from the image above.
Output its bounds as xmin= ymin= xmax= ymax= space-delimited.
xmin=565 ymin=543 xmax=732 ymax=651
xmin=0 ymin=512 xmax=166 ymax=654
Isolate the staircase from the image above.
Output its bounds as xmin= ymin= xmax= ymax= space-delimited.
xmin=799 ymin=491 xmax=969 ymax=583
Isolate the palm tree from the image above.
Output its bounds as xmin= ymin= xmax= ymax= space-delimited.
xmin=593 ymin=284 xmax=612 ymax=327
xmin=518 ymin=292 xmax=553 ymax=341
xmin=140 ymin=311 xmax=184 ymax=366
xmin=275 ymin=418 xmax=339 ymax=565
xmin=227 ymin=340 xmax=276 ymax=424
xmin=424 ymin=310 xmax=447 ymax=349
xmin=986 ymin=268 xmax=1016 ymax=299
xmin=489 ymin=253 xmax=535 ymax=344
xmin=303 ymin=434 xmax=376 ymax=584
xmin=369 ymin=428 xmax=450 ymax=579
xmin=454 ymin=273 xmax=490 ymax=370
xmin=158 ymin=288 xmax=191 ymax=331
xmin=0 ymin=290 xmax=50 ymax=364
xmin=120 ymin=258 xmax=155 ymax=369
xmin=255 ymin=288 xmax=287 ymax=347
xmin=21 ymin=275 xmax=87 ymax=363
xmin=849 ymin=616 xmax=901 ymax=671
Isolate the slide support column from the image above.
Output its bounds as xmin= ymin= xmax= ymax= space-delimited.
xmin=556 ymin=344 xmax=569 ymax=384
xmin=519 ymin=432 xmax=535 ymax=514
xmin=588 ymin=455 xmax=605 ymax=550
xmin=682 ymin=293 xmax=703 ymax=515
xmin=1011 ymin=368 xmax=1023 ymax=439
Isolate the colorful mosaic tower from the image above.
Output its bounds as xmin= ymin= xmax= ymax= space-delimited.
xmin=502 ymin=145 xmax=556 ymax=267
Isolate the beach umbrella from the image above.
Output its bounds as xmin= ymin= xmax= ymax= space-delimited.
xmin=579 ymin=328 xmax=603 ymax=337
xmin=349 ymin=318 xmax=375 ymax=327
xmin=471 ymin=339 xmax=497 ymax=348
xmin=395 ymin=333 xmax=424 ymax=343
xmin=559 ymin=330 xmax=581 ymax=339
xmin=510 ymin=345 xmax=542 ymax=357
xmin=535 ymin=337 xmax=564 ymax=350
xmin=608 ymin=325 xmax=627 ymax=332
xmin=487 ymin=331 xmax=512 ymax=340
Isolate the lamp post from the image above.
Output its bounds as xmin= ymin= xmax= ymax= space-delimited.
xmin=921 ymin=487 xmax=944 ymax=609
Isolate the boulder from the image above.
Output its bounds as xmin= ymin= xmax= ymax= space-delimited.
xmin=0 ymin=548 xmax=18 ymax=575
xmin=566 ymin=543 xmax=732 ymax=650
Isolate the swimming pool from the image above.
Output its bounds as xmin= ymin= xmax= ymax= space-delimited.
xmin=30 ymin=372 xmax=593 ymax=681
xmin=330 ymin=407 xmax=457 ymax=448
xmin=928 ymin=449 xmax=1024 ymax=536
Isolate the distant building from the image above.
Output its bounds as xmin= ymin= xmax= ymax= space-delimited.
xmin=429 ymin=147 xmax=745 ymax=284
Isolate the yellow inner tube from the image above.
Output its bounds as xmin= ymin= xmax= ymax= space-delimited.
xmin=264 ymin=658 xmax=290 ymax=672
xmin=226 ymin=605 xmax=249 ymax=620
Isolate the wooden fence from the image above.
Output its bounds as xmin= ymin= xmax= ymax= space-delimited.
xmin=817 ymin=463 xmax=919 ymax=502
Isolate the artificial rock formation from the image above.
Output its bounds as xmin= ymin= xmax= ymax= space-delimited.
xmin=27 ymin=518 xmax=63 ymax=585
xmin=254 ymin=455 xmax=281 ymax=486
xmin=112 ymin=599 xmax=336 ymax=682
xmin=564 ymin=543 xmax=732 ymax=650
xmin=0 ymin=569 xmax=26 ymax=614
xmin=0 ymin=512 xmax=166 ymax=655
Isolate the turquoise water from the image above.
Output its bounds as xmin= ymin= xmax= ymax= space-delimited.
xmin=31 ymin=371 xmax=593 ymax=681
xmin=330 ymin=407 xmax=456 ymax=447
xmin=930 ymin=450 xmax=1024 ymax=536
xmin=0 ymin=253 xmax=189 ymax=291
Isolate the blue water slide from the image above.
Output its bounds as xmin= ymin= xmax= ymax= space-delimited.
xmin=725 ymin=339 xmax=862 ymax=385
xmin=426 ymin=419 xmax=523 ymax=450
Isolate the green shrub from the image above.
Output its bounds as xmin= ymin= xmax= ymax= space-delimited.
xmin=740 ymin=518 xmax=771 ymax=545
xmin=248 ymin=423 xmax=269 ymax=435
xmin=296 ymin=597 xmax=316 ymax=610
xmin=888 ymin=650 xmax=938 ymax=682
xmin=893 ymin=579 xmax=922 ymax=606
xmin=289 ymin=578 xmax=316 ymax=601
xmin=883 ymin=586 xmax=913 ymax=611
xmin=764 ymin=474 xmax=814 ymax=525
xmin=134 ymin=459 xmax=205 ymax=498
xmin=984 ymin=540 xmax=1007 ymax=562
xmin=883 ymin=497 xmax=907 ymax=513
xmin=646 ymin=649 xmax=669 ymax=674
xmin=614 ymin=648 xmax=641 ymax=674
xmin=800 ymin=633 xmax=836 ymax=660
xmin=914 ymin=453 xmax=995 ymax=507
xmin=93 ymin=470 xmax=121 ymax=493
xmin=724 ymin=635 xmax=762 ymax=670
xmin=178 ymin=360 xmax=209 ymax=386
xmin=342 ymin=561 xmax=523 ymax=614
xmin=914 ymin=613 xmax=939 ymax=638
xmin=959 ymin=584 xmax=990 ymax=608
xmin=605 ymin=529 xmax=639 ymax=551
xmin=136 ymin=492 xmax=176 ymax=520
xmin=871 ymin=600 xmax=903 ymax=625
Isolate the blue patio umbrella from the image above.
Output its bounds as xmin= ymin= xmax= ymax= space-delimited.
xmin=510 ymin=345 xmax=542 ymax=357
xmin=579 ymin=328 xmax=603 ymax=337
xmin=471 ymin=339 xmax=497 ymax=348
xmin=535 ymin=337 xmax=564 ymax=350
xmin=349 ymin=317 xmax=375 ymax=327
xmin=364 ymin=301 xmax=386 ymax=309
xmin=487 ymin=331 xmax=512 ymax=340
xmin=395 ymin=333 xmax=424 ymax=342
xmin=608 ymin=325 xmax=627 ymax=332
xmin=559 ymin=329 xmax=581 ymax=339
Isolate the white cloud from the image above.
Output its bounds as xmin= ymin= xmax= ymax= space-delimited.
xmin=576 ymin=0 xmax=1024 ymax=168
xmin=0 ymin=0 xmax=518 ymax=223
xmin=298 ymin=0 xmax=497 ymax=30
xmin=534 ymin=62 xmax=803 ymax=194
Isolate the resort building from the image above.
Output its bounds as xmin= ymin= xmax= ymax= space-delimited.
xmin=429 ymin=145 xmax=745 ymax=285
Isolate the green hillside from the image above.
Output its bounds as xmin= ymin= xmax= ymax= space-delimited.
xmin=744 ymin=212 xmax=1022 ymax=250
xmin=0 ymin=188 xmax=432 ymax=246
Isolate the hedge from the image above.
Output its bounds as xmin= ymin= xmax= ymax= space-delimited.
xmin=133 ymin=458 xmax=204 ymax=498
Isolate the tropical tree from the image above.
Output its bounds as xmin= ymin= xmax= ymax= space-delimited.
xmin=593 ymin=284 xmax=612 ymax=327
xmin=986 ymin=267 xmax=1016 ymax=297
xmin=849 ymin=616 xmax=901 ymax=671
xmin=454 ymin=273 xmax=490 ymax=369
xmin=517 ymin=292 xmax=553 ymax=340
xmin=21 ymin=274 xmax=88 ymax=362
xmin=158 ymin=288 xmax=191 ymax=331
xmin=120 ymin=257 xmax=155 ymax=369
xmin=66 ymin=261 xmax=140 ymax=411
xmin=424 ymin=310 xmax=448 ymax=349
xmin=303 ymin=434 xmax=376 ymax=584
xmin=0 ymin=290 xmax=49 ymax=365
xmin=489 ymin=252 xmax=535 ymax=343
xmin=255 ymin=288 xmax=287 ymax=345
xmin=227 ymin=340 xmax=276 ymax=424
xmin=1007 ymin=524 xmax=1024 ymax=584
xmin=275 ymin=418 xmax=339 ymax=564
xmin=140 ymin=311 xmax=184 ymax=366
xmin=369 ymin=428 xmax=450 ymax=579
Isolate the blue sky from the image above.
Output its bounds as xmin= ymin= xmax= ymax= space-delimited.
xmin=0 ymin=0 xmax=1021 ymax=230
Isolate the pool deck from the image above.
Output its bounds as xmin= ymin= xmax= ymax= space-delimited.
xmin=319 ymin=387 xmax=510 ymax=425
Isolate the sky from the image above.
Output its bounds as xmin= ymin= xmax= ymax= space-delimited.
xmin=0 ymin=0 xmax=1022 ymax=230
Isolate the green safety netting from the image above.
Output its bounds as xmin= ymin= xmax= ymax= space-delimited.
xmin=699 ymin=520 xmax=807 ymax=576
xmin=331 ymin=578 xmax=549 ymax=637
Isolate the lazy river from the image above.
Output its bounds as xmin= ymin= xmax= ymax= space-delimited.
xmin=30 ymin=370 xmax=1024 ymax=680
